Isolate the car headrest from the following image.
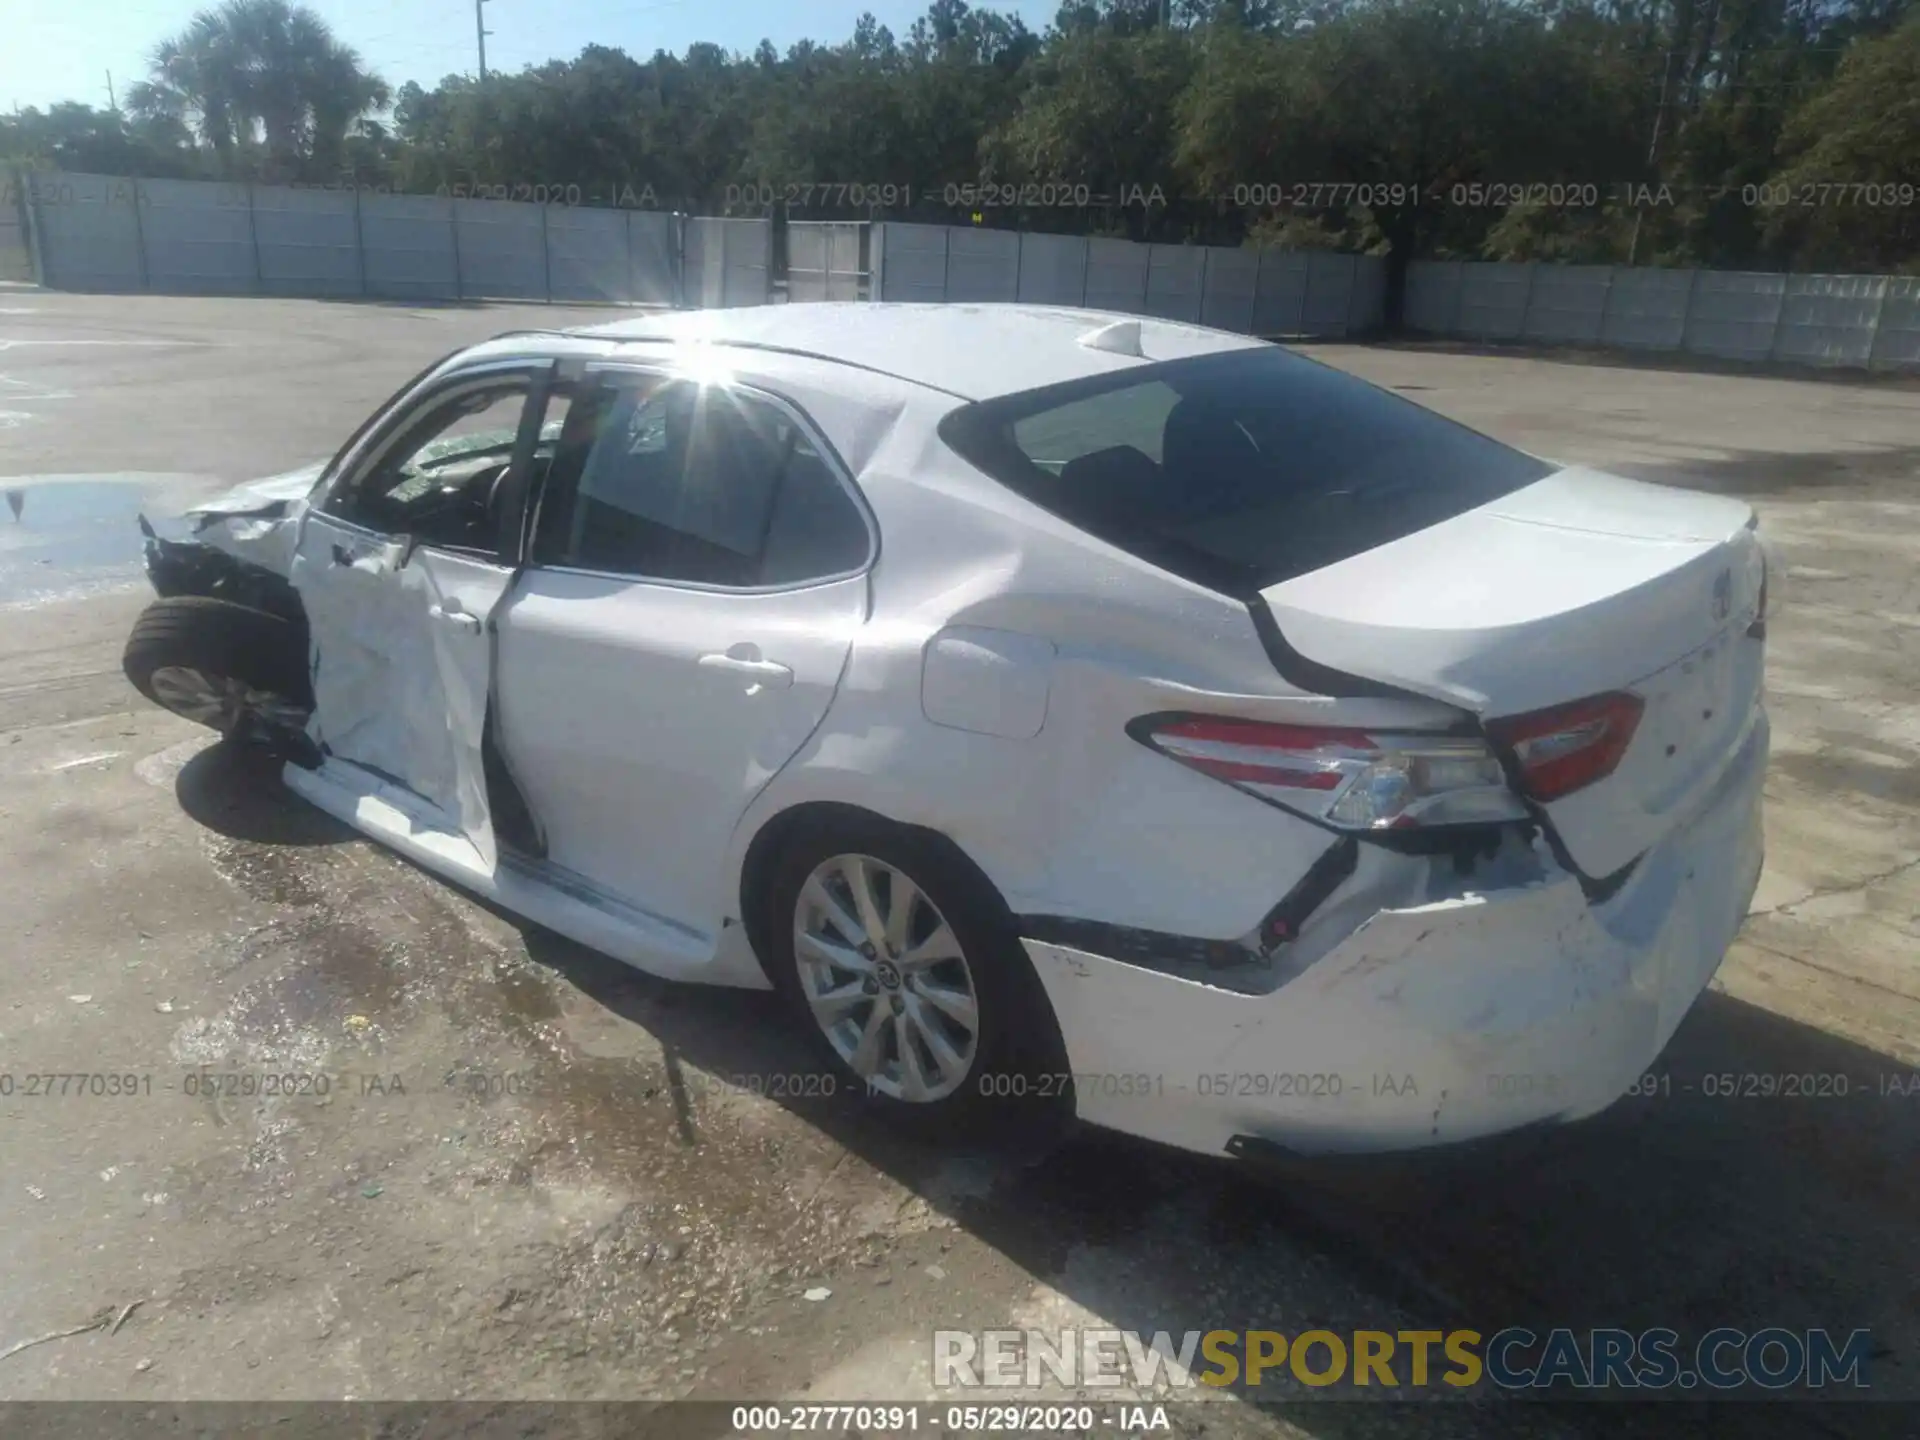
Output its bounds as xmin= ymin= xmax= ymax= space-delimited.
xmin=1161 ymin=396 xmax=1261 ymax=484
xmin=1053 ymin=445 xmax=1164 ymax=522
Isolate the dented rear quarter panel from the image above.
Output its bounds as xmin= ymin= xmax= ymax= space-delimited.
xmin=716 ymin=375 xmax=1471 ymax=948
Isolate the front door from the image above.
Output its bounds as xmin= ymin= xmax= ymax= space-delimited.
xmin=494 ymin=368 xmax=875 ymax=936
xmin=290 ymin=362 xmax=553 ymax=872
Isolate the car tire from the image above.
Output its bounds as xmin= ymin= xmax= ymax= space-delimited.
xmin=764 ymin=813 xmax=1071 ymax=1139
xmin=123 ymin=596 xmax=312 ymax=743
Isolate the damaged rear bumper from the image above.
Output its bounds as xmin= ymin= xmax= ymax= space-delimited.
xmin=1023 ymin=711 xmax=1768 ymax=1157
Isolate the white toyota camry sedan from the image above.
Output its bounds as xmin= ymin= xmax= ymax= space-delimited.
xmin=124 ymin=303 xmax=1769 ymax=1158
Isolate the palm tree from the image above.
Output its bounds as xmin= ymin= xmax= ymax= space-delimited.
xmin=127 ymin=12 xmax=245 ymax=168
xmin=125 ymin=0 xmax=389 ymax=180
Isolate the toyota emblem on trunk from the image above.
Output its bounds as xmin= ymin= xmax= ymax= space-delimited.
xmin=1711 ymin=569 xmax=1732 ymax=623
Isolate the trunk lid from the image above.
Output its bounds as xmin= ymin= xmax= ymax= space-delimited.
xmin=1261 ymin=468 xmax=1766 ymax=876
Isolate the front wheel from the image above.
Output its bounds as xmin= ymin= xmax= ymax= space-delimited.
xmin=765 ymin=815 xmax=1070 ymax=1137
xmin=123 ymin=596 xmax=312 ymax=747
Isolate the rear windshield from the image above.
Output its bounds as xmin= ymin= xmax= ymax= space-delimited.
xmin=937 ymin=345 xmax=1554 ymax=594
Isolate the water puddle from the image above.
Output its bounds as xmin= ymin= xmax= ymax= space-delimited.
xmin=0 ymin=473 xmax=207 ymax=604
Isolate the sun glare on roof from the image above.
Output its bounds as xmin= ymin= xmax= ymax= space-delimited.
xmin=672 ymin=340 xmax=735 ymax=388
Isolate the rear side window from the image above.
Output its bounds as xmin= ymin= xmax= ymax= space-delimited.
xmin=534 ymin=377 xmax=871 ymax=588
xmin=939 ymin=346 xmax=1553 ymax=594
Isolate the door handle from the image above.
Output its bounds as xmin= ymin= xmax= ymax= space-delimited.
xmin=698 ymin=653 xmax=794 ymax=689
xmin=429 ymin=601 xmax=482 ymax=633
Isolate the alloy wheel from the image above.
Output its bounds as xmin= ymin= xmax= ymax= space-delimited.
xmin=792 ymin=852 xmax=981 ymax=1102
xmin=148 ymin=665 xmax=307 ymax=737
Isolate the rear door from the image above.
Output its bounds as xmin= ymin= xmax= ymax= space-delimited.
xmin=290 ymin=361 xmax=554 ymax=869
xmin=493 ymin=366 xmax=874 ymax=935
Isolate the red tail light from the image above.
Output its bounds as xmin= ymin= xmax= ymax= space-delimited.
xmin=1486 ymin=692 xmax=1643 ymax=802
xmin=1133 ymin=715 xmax=1528 ymax=831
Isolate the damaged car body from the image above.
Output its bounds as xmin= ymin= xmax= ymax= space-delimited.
xmin=124 ymin=304 xmax=1769 ymax=1157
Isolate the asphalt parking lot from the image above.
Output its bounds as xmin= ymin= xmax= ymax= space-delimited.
xmin=1 ymin=292 xmax=1916 ymax=1436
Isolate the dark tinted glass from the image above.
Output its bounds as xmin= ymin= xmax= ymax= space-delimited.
xmin=539 ymin=378 xmax=869 ymax=587
xmin=759 ymin=433 xmax=872 ymax=584
xmin=939 ymin=346 xmax=1553 ymax=593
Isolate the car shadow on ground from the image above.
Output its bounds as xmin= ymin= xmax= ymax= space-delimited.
xmin=173 ymin=741 xmax=351 ymax=846
xmin=1616 ymin=443 xmax=1920 ymax=498
xmin=515 ymin=921 xmax=1915 ymax=1438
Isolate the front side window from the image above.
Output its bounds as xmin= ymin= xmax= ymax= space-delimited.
xmin=940 ymin=346 xmax=1554 ymax=594
xmin=326 ymin=376 xmax=535 ymax=554
xmin=534 ymin=377 xmax=870 ymax=588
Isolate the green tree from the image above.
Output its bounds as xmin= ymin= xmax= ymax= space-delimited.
xmin=1760 ymin=13 xmax=1920 ymax=269
xmin=15 ymin=0 xmax=1916 ymax=282
xmin=984 ymin=26 xmax=1197 ymax=236
xmin=125 ymin=0 xmax=389 ymax=181
xmin=1179 ymin=0 xmax=1643 ymax=318
xmin=0 ymin=103 xmax=199 ymax=177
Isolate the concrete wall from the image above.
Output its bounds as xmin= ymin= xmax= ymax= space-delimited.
xmin=1870 ymin=278 xmax=1920 ymax=370
xmin=1 ymin=171 xmax=37 ymax=282
xmin=33 ymin=173 xmax=1914 ymax=372
xmin=358 ymin=192 xmax=459 ymax=299
xmin=26 ymin=172 xmax=692 ymax=306
xmin=139 ymin=178 xmax=257 ymax=293
xmin=871 ymin=223 xmax=1387 ymax=338
xmin=33 ymin=173 xmax=145 ymax=291
xmin=945 ymin=226 xmax=1020 ymax=303
xmin=1015 ymin=232 xmax=1087 ymax=306
xmin=250 ymin=183 xmax=362 ymax=296
xmin=1084 ymin=236 xmax=1148 ymax=312
xmin=453 ymin=197 xmax=548 ymax=302
xmin=1407 ymin=260 xmax=1920 ymax=370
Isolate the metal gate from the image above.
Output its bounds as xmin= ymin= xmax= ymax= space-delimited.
xmin=683 ymin=216 xmax=772 ymax=308
xmin=786 ymin=222 xmax=867 ymax=302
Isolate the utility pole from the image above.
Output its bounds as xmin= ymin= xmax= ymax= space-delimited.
xmin=475 ymin=0 xmax=491 ymax=82
xmin=105 ymin=70 xmax=118 ymax=112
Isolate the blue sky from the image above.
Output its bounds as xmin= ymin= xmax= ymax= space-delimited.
xmin=8 ymin=0 xmax=1061 ymax=114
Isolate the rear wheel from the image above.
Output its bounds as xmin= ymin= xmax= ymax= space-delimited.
xmin=765 ymin=814 xmax=1070 ymax=1137
xmin=123 ymin=597 xmax=311 ymax=746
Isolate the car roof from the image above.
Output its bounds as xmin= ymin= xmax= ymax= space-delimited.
xmin=562 ymin=303 xmax=1270 ymax=402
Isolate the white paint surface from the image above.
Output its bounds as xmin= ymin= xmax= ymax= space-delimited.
xmin=134 ymin=303 xmax=1774 ymax=1155
xmin=921 ymin=627 xmax=1055 ymax=738
xmin=290 ymin=517 xmax=510 ymax=869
